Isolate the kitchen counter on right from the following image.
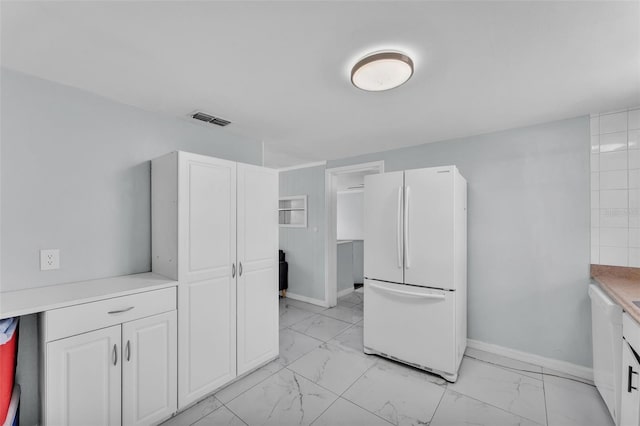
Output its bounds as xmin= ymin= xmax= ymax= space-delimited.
xmin=592 ymin=264 xmax=640 ymax=323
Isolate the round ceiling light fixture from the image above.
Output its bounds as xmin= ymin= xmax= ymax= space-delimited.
xmin=351 ymin=51 xmax=414 ymax=92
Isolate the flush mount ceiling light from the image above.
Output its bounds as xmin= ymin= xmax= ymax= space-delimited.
xmin=351 ymin=51 xmax=414 ymax=92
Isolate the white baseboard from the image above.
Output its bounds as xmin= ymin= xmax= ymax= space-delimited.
xmin=337 ymin=287 xmax=354 ymax=298
xmin=284 ymin=291 xmax=329 ymax=308
xmin=467 ymin=339 xmax=593 ymax=381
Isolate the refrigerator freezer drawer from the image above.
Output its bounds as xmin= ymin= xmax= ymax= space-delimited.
xmin=363 ymin=279 xmax=456 ymax=374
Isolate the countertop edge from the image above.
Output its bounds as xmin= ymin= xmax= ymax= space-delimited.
xmin=592 ymin=266 xmax=640 ymax=324
xmin=0 ymin=272 xmax=178 ymax=319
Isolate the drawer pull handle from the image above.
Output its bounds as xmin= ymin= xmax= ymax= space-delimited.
xmin=108 ymin=306 xmax=134 ymax=315
xmin=239 ymin=262 xmax=243 ymax=277
xmin=369 ymin=282 xmax=446 ymax=300
xmin=232 ymin=263 xmax=236 ymax=278
xmin=112 ymin=344 xmax=118 ymax=366
xmin=125 ymin=340 xmax=131 ymax=362
xmin=629 ymin=366 xmax=638 ymax=392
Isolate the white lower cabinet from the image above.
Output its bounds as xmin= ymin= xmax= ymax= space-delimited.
xmin=46 ymin=325 xmax=122 ymax=426
xmin=122 ymin=311 xmax=177 ymax=426
xmin=41 ymin=287 xmax=177 ymax=426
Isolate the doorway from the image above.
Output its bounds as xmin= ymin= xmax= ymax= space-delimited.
xmin=324 ymin=161 xmax=384 ymax=307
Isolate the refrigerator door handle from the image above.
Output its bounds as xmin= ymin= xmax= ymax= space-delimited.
xmin=397 ymin=186 xmax=402 ymax=269
xmin=369 ymin=282 xmax=445 ymax=300
xmin=404 ymin=185 xmax=411 ymax=269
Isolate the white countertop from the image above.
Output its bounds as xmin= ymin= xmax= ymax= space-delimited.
xmin=0 ymin=272 xmax=177 ymax=319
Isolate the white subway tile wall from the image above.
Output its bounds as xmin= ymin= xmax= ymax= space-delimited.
xmin=591 ymin=107 xmax=640 ymax=267
xmin=600 ymin=170 xmax=628 ymax=190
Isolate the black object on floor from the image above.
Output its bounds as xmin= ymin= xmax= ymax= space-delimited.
xmin=279 ymin=250 xmax=288 ymax=297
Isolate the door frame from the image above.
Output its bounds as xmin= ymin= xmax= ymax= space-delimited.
xmin=324 ymin=161 xmax=384 ymax=307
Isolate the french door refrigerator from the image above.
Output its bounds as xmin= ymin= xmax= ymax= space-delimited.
xmin=363 ymin=165 xmax=467 ymax=382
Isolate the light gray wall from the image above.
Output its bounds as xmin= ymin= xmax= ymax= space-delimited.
xmin=1 ymin=68 xmax=262 ymax=292
xmin=279 ymin=165 xmax=326 ymax=301
xmin=1 ymin=68 xmax=263 ymax=426
xmin=352 ymin=240 xmax=364 ymax=284
xmin=337 ymin=242 xmax=354 ymax=292
xmin=328 ymin=116 xmax=591 ymax=367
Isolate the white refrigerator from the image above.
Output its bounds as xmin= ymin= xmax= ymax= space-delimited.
xmin=363 ymin=165 xmax=467 ymax=382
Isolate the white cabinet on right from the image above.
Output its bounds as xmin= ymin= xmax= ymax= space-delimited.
xmin=152 ymin=152 xmax=279 ymax=410
xmin=236 ymin=164 xmax=279 ymax=375
xmin=621 ymin=313 xmax=640 ymax=426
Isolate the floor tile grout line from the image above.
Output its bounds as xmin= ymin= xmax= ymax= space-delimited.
xmin=317 ymin=308 xmax=364 ymax=324
xmin=277 ymin=366 xmax=346 ymax=426
xmin=307 ymin=395 xmax=341 ymax=426
xmin=542 ymin=371 xmax=550 ymax=426
xmin=426 ymin=381 xmax=448 ymax=424
xmin=220 ymin=401 xmax=249 ymax=426
xmin=464 ymin=354 xmax=544 ymax=382
xmin=217 ymin=364 xmax=286 ymax=406
xmin=445 ymin=388 xmax=547 ymax=426
xmin=166 ymin=395 xmax=224 ymax=426
xmin=282 ymin=365 xmax=345 ymax=398
xmin=216 ymin=339 xmax=314 ymax=406
xmin=331 ymin=397 xmax=396 ymax=426
xmin=332 ymin=362 xmax=396 ymax=425
xmin=281 ymin=325 xmax=325 ymax=344
xmin=286 ymin=313 xmax=354 ymax=342
xmin=541 ymin=371 xmax=595 ymax=387
xmin=466 ymin=353 xmax=594 ymax=387
xmin=279 ymin=365 xmax=367 ymax=425
xmin=220 ymin=352 xmax=345 ymax=422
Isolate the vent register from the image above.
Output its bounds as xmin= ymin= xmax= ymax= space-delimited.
xmin=190 ymin=111 xmax=231 ymax=127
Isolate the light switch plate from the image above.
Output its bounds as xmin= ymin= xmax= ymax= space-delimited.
xmin=40 ymin=249 xmax=60 ymax=270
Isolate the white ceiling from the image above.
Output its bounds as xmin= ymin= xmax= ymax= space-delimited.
xmin=2 ymin=1 xmax=639 ymax=167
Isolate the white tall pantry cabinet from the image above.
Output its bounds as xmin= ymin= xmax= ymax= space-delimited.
xmin=152 ymin=151 xmax=279 ymax=410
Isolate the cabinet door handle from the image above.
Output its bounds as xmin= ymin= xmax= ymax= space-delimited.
xmin=108 ymin=306 xmax=134 ymax=315
xmin=404 ymin=185 xmax=411 ymax=269
xmin=112 ymin=344 xmax=118 ymax=366
xmin=629 ymin=365 xmax=638 ymax=392
xmin=239 ymin=262 xmax=243 ymax=277
xmin=125 ymin=340 xmax=131 ymax=362
xmin=232 ymin=263 xmax=236 ymax=278
xmin=396 ymin=186 xmax=402 ymax=269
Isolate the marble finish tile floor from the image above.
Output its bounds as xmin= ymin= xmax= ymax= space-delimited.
xmin=162 ymin=292 xmax=613 ymax=426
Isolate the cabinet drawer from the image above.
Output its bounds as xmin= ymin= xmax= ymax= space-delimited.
xmin=623 ymin=313 xmax=640 ymax=353
xmin=42 ymin=287 xmax=176 ymax=342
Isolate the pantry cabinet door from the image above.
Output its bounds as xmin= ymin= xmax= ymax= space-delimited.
xmin=46 ymin=325 xmax=121 ymax=426
xmin=236 ymin=163 xmax=279 ymax=375
xmin=122 ymin=311 xmax=177 ymax=426
xmin=178 ymin=152 xmax=237 ymax=409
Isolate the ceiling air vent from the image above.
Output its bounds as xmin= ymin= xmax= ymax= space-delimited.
xmin=190 ymin=111 xmax=231 ymax=127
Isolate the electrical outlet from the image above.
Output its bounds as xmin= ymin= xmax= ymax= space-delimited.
xmin=40 ymin=249 xmax=60 ymax=271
